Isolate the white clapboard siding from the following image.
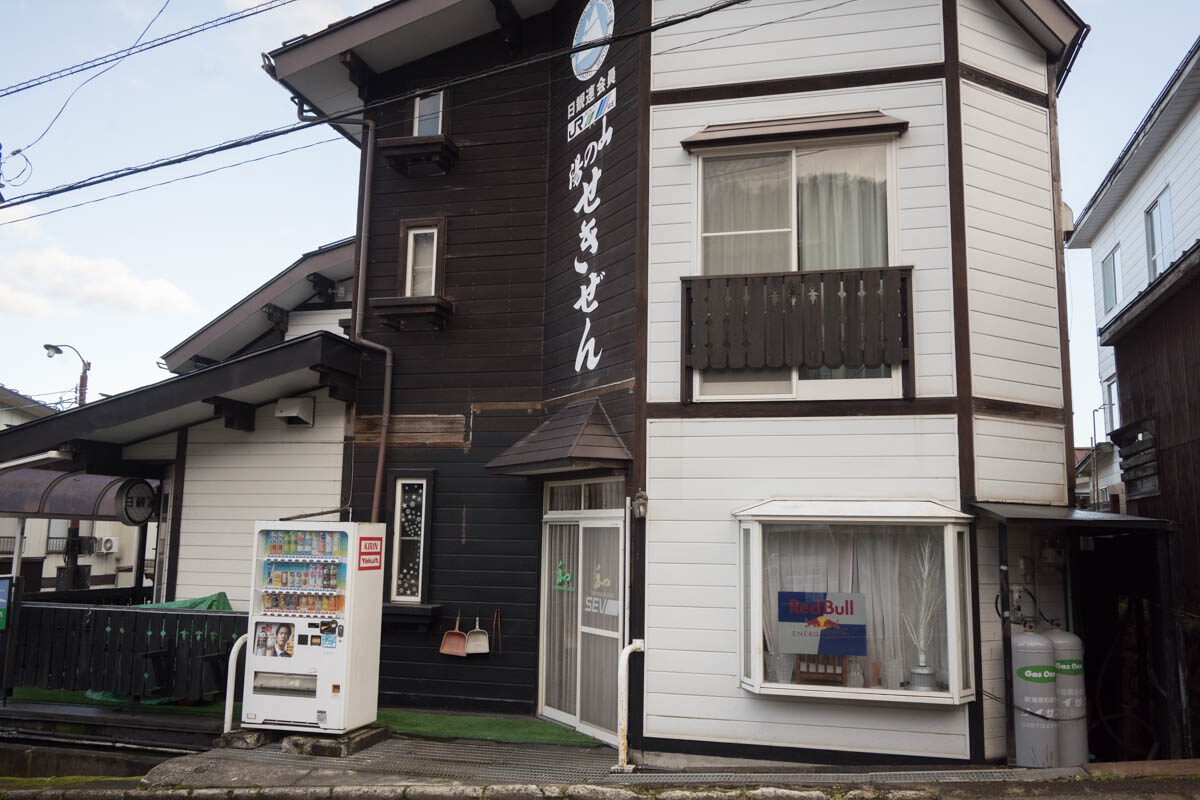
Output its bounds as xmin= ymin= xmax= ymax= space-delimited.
xmin=961 ymin=81 xmax=1062 ymax=408
xmin=644 ymin=415 xmax=970 ymax=758
xmin=1088 ymin=94 xmax=1200 ymax=393
xmin=974 ymin=415 xmax=1067 ymax=504
xmin=123 ymin=432 xmax=177 ymax=461
xmin=957 ymin=0 xmax=1047 ymax=92
xmin=174 ymin=389 xmax=344 ymax=608
xmin=647 ymin=80 xmax=954 ymax=403
xmin=651 ymin=0 xmax=943 ymax=91
xmin=285 ymin=309 xmax=347 ymax=341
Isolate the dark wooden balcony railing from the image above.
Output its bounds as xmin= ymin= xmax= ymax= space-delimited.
xmin=46 ymin=536 xmax=97 ymax=556
xmin=682 ymin=266 xmax=915 ymax=398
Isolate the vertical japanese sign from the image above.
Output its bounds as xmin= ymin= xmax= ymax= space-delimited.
xmin=0 ymin=576 xmax=10 ymax=631
xmin=566 ymin=0 xmax=617 ymax=374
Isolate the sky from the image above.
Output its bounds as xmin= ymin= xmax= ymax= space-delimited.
xmin=1 ymin=0 xmax=1198 ymax=446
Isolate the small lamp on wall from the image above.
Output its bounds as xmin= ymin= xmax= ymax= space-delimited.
xmin=632 ymin=490 xmax=648 ymax=520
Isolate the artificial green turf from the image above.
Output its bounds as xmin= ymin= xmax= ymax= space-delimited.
xmin=374 ymin=709 xmax=601 ymax=747
xmin=0 ymin=775 xmax=143 ymax=790
xmin=11 ymin=687 xmax=599 ymax=747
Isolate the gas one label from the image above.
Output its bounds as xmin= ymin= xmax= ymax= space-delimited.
xmin=358 ymin=537 xmax=383 ymax=571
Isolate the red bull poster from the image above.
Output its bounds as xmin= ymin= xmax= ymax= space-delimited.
xmin=777 ymin=591 xmax=867 ymax=656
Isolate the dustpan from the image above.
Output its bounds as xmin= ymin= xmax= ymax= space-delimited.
xmin=466 ymin=615 xmax=490 ymax=655
xmin=439 ymin=612 xmax=467 ymax=657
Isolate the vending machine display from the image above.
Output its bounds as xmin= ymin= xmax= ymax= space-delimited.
xmin=241 ymin=520 xmax=384 ymax=733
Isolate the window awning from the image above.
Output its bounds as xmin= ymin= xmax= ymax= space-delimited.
xmin=733 ymin=499 xmax=971 ymax=522
xmin=485 ymin=398 xmax=631 ymax=476
xmin=970 ymin=502 xmax=1174 ymax=531
xmin=681 ymin=111 xmax=909 ymax=152
xmin=0 ymin=468 xmax=158 ymax=522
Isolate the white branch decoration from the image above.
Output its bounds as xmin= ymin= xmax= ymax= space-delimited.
xmin=901 ymin=535 xmax=944 ymax=668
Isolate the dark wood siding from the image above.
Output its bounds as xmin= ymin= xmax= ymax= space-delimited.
xmin=353 ymin=1 xmax=642 ymax=713
xmin=1111 ymin=273 xmax=1200 ymax=740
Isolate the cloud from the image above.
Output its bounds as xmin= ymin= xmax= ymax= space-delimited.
xmin=0 ymin=203 xmax=45 ymax=242
xmin=3 ymin=246 xmax=200 ymax=317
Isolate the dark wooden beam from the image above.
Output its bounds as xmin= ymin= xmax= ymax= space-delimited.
xmin=262 ymin=303 xmax=289 ymax=334
xmin=307 ymin=271 xmax=337 ymax=304
xmin=311 ymin=365 xmax=358 ymax=403
xmin=339 ymin=49 xmax=375 ymax=101
xmin=203 ymin=396 xmax=256 ymax=432
xmin=488 ymin=0 xmax=522 ymax=51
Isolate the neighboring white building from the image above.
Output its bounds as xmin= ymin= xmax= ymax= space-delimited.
xmin=1067 ymin=35 xmax=1200 ymax=510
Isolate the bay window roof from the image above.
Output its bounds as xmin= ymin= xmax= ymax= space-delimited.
xmin=734 ymin=499 xmax=971 ymax=522
xmin=682 ymin=111 xmax=909 ymax=152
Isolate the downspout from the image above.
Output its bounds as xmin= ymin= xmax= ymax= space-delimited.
xmin=308 ymin=100 xmax=392 ymax=524
xmin=613 ymin=638 xmax=645 ymax=772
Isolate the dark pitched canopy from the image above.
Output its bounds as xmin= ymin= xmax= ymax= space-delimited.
xmin=486 ymin=398 xmax=631 ymax=475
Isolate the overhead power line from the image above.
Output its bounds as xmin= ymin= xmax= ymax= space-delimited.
xmin=12 ymin=0 xmax=172 ymax=158
xmin=0 ymin=0 xmax=757 ymax=212
xmin=0 ymin=0 xmax=301 ymax=100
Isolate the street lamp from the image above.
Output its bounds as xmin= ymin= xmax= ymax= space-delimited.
xmin=43 ymin=343 xmax=90 ymax=407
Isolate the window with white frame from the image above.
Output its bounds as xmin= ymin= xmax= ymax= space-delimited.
xmin=1104 ymin=377 xmax=1120 ymax=433
xmin=738 ymin=517 xmax=972 ymax=703
xmin=545 ymin=478 xmax=624 ymax=513
xmin=1101 ymin=246 xmax=1121 ymax=313
xmin=696 ymin=138 xmax=900 ymax=400
xmin=1146 ymin=188 xmax=1173 ymax=278
xmin=391 ymin=478 xmax=428 ymax=602
xmin=414 ymin=92 xmax=443 ymax=137
xmin=405 ymin=227 xmax=438 ymax=296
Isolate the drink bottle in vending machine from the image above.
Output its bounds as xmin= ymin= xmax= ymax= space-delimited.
xmin=242 ymin=521 xmax=384 ymax=733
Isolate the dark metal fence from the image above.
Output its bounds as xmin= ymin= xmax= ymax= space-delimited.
xmin=5 ymin=603 xmax=246 ymax=702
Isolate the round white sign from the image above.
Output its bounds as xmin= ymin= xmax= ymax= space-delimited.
xmin=115 ymin=479 xmax=157 ymax=526
xmin=571 ymin=0 xmax=615 ymax=82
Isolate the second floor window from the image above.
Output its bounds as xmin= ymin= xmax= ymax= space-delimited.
xmin=696 ymin=139 xmax=898 ymax=399
xmin=1104 ymin=377 xmax=1121 ymax=433
xmin=1145 ymin=188 xmax=1173 ymax=278
xmin=1101 ymin=246 xmax=1121 ymax=313
xmin=414 ymin=92 xmax=443 ymax=137
xmin=405 ymin=227 xmax=437 ymax=296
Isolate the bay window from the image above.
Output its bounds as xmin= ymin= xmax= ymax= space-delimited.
xmin=694 ymin=137 xmax=902 ymax=401
xmin=736 ymin=503 xmax=972 ymax=703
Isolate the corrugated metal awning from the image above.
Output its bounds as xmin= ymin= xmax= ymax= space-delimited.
xmin=485 ymin=398 xmax=631 ymax=476
xmin=0 ymin=468 xmax=158 ymax=522
xmin=681 ymin=110 xmax=909 ymax=151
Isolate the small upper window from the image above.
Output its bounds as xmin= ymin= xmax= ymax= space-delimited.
xmin=1104 ymin=377 xmax=1121 ymax=433
xmin=414 ymin=92 xmax=443 ymax=137
xmin=1146 ymin=188 xmax=1173 ymax=278
xmin=1101 ymin=246 xmax=1120 ymax=313
xmin=406 ymin=227 xmax=437 ymax=297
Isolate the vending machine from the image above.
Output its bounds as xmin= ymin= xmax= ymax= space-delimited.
xmin=241 ymin=520 xmax=385 ymax=734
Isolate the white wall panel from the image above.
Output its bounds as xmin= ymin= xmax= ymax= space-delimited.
xmin=974 ymin=415 xmax=1067 ymax=504
xmin=958 ymin=0 xmax=1047 ymax=93
xmin=651 ymin=0 xmax=942 ymax=91
xmin=643 ymin=415 xmax=969 ymax=757
xmin=961 ymin=81 xmax=1062 ymax=408
xmin=285 ymin=309 xmax=347 ymax=340
xmin=174 ymin=390 xmax=344 ymax=608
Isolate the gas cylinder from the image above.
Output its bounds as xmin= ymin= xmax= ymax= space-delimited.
xmin=1012 ymin=619 xmax=1058 ymax=767
xmin=1045 ymin=622 xmax=1087 ymax=767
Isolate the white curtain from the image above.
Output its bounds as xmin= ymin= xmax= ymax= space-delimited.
xmin=796 ymin=144 xmax=887 ymax=271
xmin=702 ymin=153 xmax=792 ymax=275
xmin=761 ymin=525 xmax=946 ymax=689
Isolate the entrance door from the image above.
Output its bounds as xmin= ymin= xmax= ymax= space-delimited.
xmin=540 ymin=519 xmax=624 ymax=743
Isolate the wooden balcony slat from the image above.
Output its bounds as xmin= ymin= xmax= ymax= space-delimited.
xmin=883 ymin=269 xmax=903 ymax=365
xmin=747 ymin=276 xmax=766 ymax=369
xmin=803 ymin=272 xmax=823 ymax=369
xmin=691 ymin=279 xmax=709 ymax=370
xmin=727 ymin=276 xmax=747 ymax=369
xmin=822 ymin=271 xmax=842 ymax=370
xmin=709 ymin=277 xmax=727 ymax=370
xmin=765 ymin=275 xmax=786 ymax=367
xmin=863 ymin=269 xmax=883 ymax=367
xmin=845 ymin=272 xmax=863 ymax=370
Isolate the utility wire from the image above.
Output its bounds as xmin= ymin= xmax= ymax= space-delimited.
xmin=0 ymin=137 xmax=340 ymax=228
xmin=0 ymin=0 xmax=752 ymax=212
xmin=0 ymin=0 xmax=300 ymax=100
xmin=654 ymin=0 xmax=861 ymax=56
xmin=10 ymin=0 xmax=172 ymax=158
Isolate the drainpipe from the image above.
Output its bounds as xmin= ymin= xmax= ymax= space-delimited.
xmin=323 ymin=109 xmax=392 ymax=524
xmin=613 ymin=638 xmax=645 ymax=772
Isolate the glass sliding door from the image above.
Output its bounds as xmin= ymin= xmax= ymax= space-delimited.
xmin=578 ymin=525 xmax=621 ymax=737
xmin=541 ymin=522 xmax=579 ymax=723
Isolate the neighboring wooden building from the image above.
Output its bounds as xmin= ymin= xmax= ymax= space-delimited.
xmin=1069 ymin=34 xmax=1200 ymax=745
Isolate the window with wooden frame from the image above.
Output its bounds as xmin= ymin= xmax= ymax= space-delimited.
xmin=414 ymin=91 xmax=444 ymax=137
xmin=736 ymin=507 xmax=973 ymax=705
xmin=388 ymin=474 xmax=434 ymax=604
xmin=1101 ymin=246 xmax=1121 ymax=314
xmin=685 ymin=134 xmax=911 ymax=402
xmin=399 ymin=218 xmax=446 ymax=298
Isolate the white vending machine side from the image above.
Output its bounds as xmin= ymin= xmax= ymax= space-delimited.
xmin=241 ymin=521 xmax=384 ymax=734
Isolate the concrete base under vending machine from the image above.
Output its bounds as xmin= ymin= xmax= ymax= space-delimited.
xmin=279 ymin=724 xmax=390 ymax=758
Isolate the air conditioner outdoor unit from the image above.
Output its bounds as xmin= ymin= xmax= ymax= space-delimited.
xmin=97 ymin=536 xmax=119 ymax=556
